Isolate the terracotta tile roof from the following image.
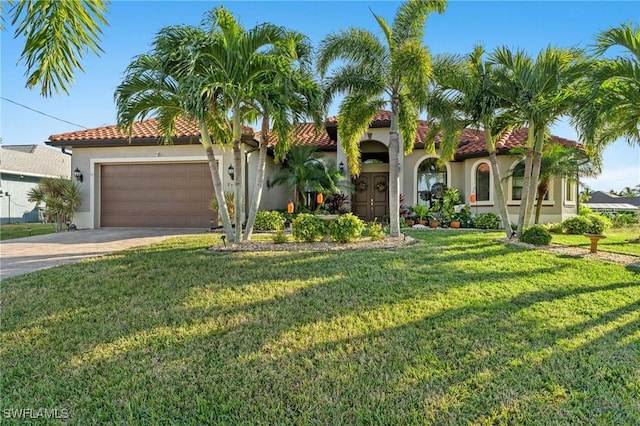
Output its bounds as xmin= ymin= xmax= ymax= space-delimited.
xmin=264 ymin=123 xmax=336 ymax=149
xmin=48 ymin=117 xmax=254 ymax=144
xmin=325 ymin=109 xmax=392 ymax=126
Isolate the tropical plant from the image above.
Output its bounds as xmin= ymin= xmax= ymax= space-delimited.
xmin=26 ymin=178 xmax=81 ymax=232
xmin=411 ymin=204 xmax=430 ymax=221
xmin=427 ymin=46 xmax=514 ymax=237
xmin=270 ymin=145 xmax=346 ymax=211
xmin=318 ymin=0 xmax=447 ymax=238
xmin=5 ymin=0 xmax=108 ymax=96
xmin=115 ymin=6 xmax=313 ymax=243
xmin=440 ymin=187 xmax=461 ymax=223
xmin=509 ymin=144 xmax=596 ymax=224
xmin=209 ymin=192 xmax=235 ymax=220
xmin=366 ymin=222 xmax=386 ymax=241
xmin=491 ymin=46 xmax=588 ymax=239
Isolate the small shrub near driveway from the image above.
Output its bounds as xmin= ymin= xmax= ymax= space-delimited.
xmin=328 ymin=213 xmax=365 ymax=243
xmin=254 ymin=211 xmax=285 ymax=231
xmin=521 ymin=225 xmax=552 ymax=246
xmin=292 ymin=213 xmax=326 ymax=242
xmin=473 ymin=212 xmax=500 ymax=229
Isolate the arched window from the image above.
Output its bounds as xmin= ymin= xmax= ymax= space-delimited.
xmin=417 ymin=158 xmax=447 ymax=206
xmin=475 ymin=162 xmax=491 ymax=201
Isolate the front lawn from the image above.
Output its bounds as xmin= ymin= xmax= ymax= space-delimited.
xmin=551 ymin=225 xmax=640 ymax=257
xmin=0 ymin=223 xmax=56 ymax=241
xmin=2 ymin=231 xmax=639 ymax=424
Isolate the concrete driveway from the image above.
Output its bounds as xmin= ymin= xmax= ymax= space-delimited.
xmin=1 ymin=228 xmax=206 ymax=280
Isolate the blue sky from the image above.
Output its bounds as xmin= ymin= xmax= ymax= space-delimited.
xmin=1 ymin=0 xmax=638 ymax=192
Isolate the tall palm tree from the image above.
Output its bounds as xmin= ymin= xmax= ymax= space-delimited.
xmin=115 ymin=6 xmax=308 ymax=242
xmin=574 ymin=23 xmax=640 ymax=149
xmin=427 ymin=46 xmax=514 ymax=237
xmin=6 ymin=0 xmax=108 ymax=96
xmin=491 ymin=47 xmax=588 ymax=238
xmin=510 ymin=144 xmax=596 ymax=224
xmin=317 ymin=0 xmax=447 ymax=237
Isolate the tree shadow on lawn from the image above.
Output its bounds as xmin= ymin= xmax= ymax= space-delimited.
xmin=2 ymin=234 xmax=639 ymax=423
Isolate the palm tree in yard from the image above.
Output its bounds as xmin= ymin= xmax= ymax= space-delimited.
xmin=116 ymin=6 xmax=317 ymax=242
xmin=491 ymin=47 xmax=588 ymax=239
xmin=317 ymin=0 xmax=447 ymax=237
xmin=427 ymin=46 xmax=515 ymax=238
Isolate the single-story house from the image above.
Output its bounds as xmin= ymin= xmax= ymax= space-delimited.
xmin=583 ymin=191 xmax=640 ymax=212
xmin=46 ymin=110 xmax=580 ymax=229
xmin=0 ymin=144 xmax=71 ymax=224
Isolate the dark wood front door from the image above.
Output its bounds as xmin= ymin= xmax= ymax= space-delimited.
xmin=352 ymin=172 xmax=389 ymax=222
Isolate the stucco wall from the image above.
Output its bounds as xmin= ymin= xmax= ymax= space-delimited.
xmin=0 ymin=173 xmax=43 ymax=224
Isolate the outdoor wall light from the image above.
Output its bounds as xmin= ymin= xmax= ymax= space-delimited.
xmin=339 ymin=161 xmax=345 ymax=173
xmin=227 ymin=164 xmax=235 ymax=180
xmin=74 ymin=167 xmax=83 ymax=182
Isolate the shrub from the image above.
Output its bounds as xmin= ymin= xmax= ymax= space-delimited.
xmin=328 ymin=213 xmax=365 ymax=243
xmin=473 ymin=212 xmax=500 ymax=229
xmin=521 ymin=225 xmax=552 ymax=246
xmin=587 ymin=214 xmax=612 ymax=235
xmin=271 ymin=229 xmax=289 ymax=244
xmin=366 ymin=222 xmax=386 ymax=241
xmin=325 ymin=192 xmax=349 ymax=214
xmin=562 ymin=215 xmax=591 ymax=234
xmin=605 ymin=212 xmax=639 ymax=227
xmin=254 ymin=211 xmax=285 ymax=231
xmin=545 ymin=222 xmax=563 ymax=234
xmin=578 ymin=205 xmax=592 ymax=216
xmin=291 ymin=213 xmax=326 ymax=242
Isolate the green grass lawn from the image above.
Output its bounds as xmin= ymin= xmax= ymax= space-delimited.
xmin=551 ymin=225 xmax=640 ymax=257
xmin=0 ymin=223 xmax=56 ymax=241
xmin=2 ymin=231 xmax=639 ymax=424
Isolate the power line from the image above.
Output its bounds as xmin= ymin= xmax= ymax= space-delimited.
xmin=1 ymin=97 xmax=89 ymax=129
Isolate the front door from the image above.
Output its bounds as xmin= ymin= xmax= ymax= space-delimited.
xmin=352 ymin=172 xmax=389 ymax=222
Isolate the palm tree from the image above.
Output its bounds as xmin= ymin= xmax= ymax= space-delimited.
xmin=510 ymin=144 xmax=596 ymax=224
xmin=574 ymin=23 xmax=640 ymax=149
xmin=491 ymin=47 xmax=588 ymax=239
xmin=427 ymin=46 xmax=514 ymax=237
xmin=115 ymin=6 xmax=309 ymax=242
xmin=5 ymin=0 xmax=108 ymax=96
xmin=243 ymin=35 xmax=323 ymax=240
xmin=270 ymin=145 xmax=345 ymax=211
xmin=27 ymin=178 xmax=81 ymax=231
xmin=317 ymin=0 xmax=447 ymax=237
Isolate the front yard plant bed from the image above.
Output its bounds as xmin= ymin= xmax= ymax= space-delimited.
xmin=2 ymin=231 xmax=639 ymax=424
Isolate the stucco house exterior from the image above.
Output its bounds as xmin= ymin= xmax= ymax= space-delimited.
xmin=46 ymin=111 xmax=580 ymax=229
xmin=0 ymin=144 xmax=71 ymax=224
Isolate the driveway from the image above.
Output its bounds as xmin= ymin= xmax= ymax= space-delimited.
xmin=0 ymin=228 xmax=206 ymax=280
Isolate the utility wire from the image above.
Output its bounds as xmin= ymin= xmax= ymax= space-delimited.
xmin=1 ymin=97 xmax=89 ymax=129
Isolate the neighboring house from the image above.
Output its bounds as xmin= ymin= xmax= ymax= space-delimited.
xmin=0 ymin=144 xmax=71 ymax=224
xmin=583 ymin=191 xmax=640 ymax=212
xmin=46 ymin=110 xmax=580 ymax=229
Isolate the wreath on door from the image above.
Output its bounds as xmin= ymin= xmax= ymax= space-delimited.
xmin=356 ymin=179 xmax=368 ymax=192
xmin=375 ymin=181 xmax=387 ymax=193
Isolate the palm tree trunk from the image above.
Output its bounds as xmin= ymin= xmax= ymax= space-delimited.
xmin=485 ymin=128 xmax=513 ymax=238
xmin=243 ymin=116 xmax=269 ymax=240
xmin=516 ymin=128 xmax=535 ymax=239
xmin=534 ymin=182 xmax=549 ymax=224
xmin=232 ymin=106 xmax=243 ymax=242
xmin=200 ymin=124 xmax=234 ymax=241
xmin=388 ymin=95 xmax=401 ymax=237
xmin=524 ymin=131 xmax=545 ymax=228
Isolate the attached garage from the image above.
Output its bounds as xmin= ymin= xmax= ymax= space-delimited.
xmin=100 ymin=163 xmax=215 ymax=228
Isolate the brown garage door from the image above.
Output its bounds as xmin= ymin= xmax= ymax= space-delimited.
xmin=101 ymin=163 xmax=215 ymax=228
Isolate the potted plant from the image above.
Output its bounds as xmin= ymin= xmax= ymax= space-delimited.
xmin=441 ymin=188 xmax=462 ymax=227
xmin=411 ymin=204 xmax=430 ymax=225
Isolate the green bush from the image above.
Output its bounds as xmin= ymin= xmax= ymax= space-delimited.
xmin=254 ymin=211 xmax=285 ymax=231
xmin=366 ymin=222 xmax=386 ymax=241
xmin=545 ymin=222 xmax=564 ymax=234
xmin=291 ymin=213 xmax=326 ymax=242
xmin=603 ymin=212 xmax=639 ymax=227
xmin=521 ymin=225 xmax=552 ymax=246
xmin=578 ymin=205 xmax=593 ymax=216
xmin=271 ymin=229 xmax=289 ymax=244
xmin=328 ymin=213 xmax=365 ymax=243
xmin=473 ymin=212 xmax=500 ymax=229
xmin=587 ymin=214 xmax=612 ymax=235
xmin=562 ymin=215 xmax=592 ymax=234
